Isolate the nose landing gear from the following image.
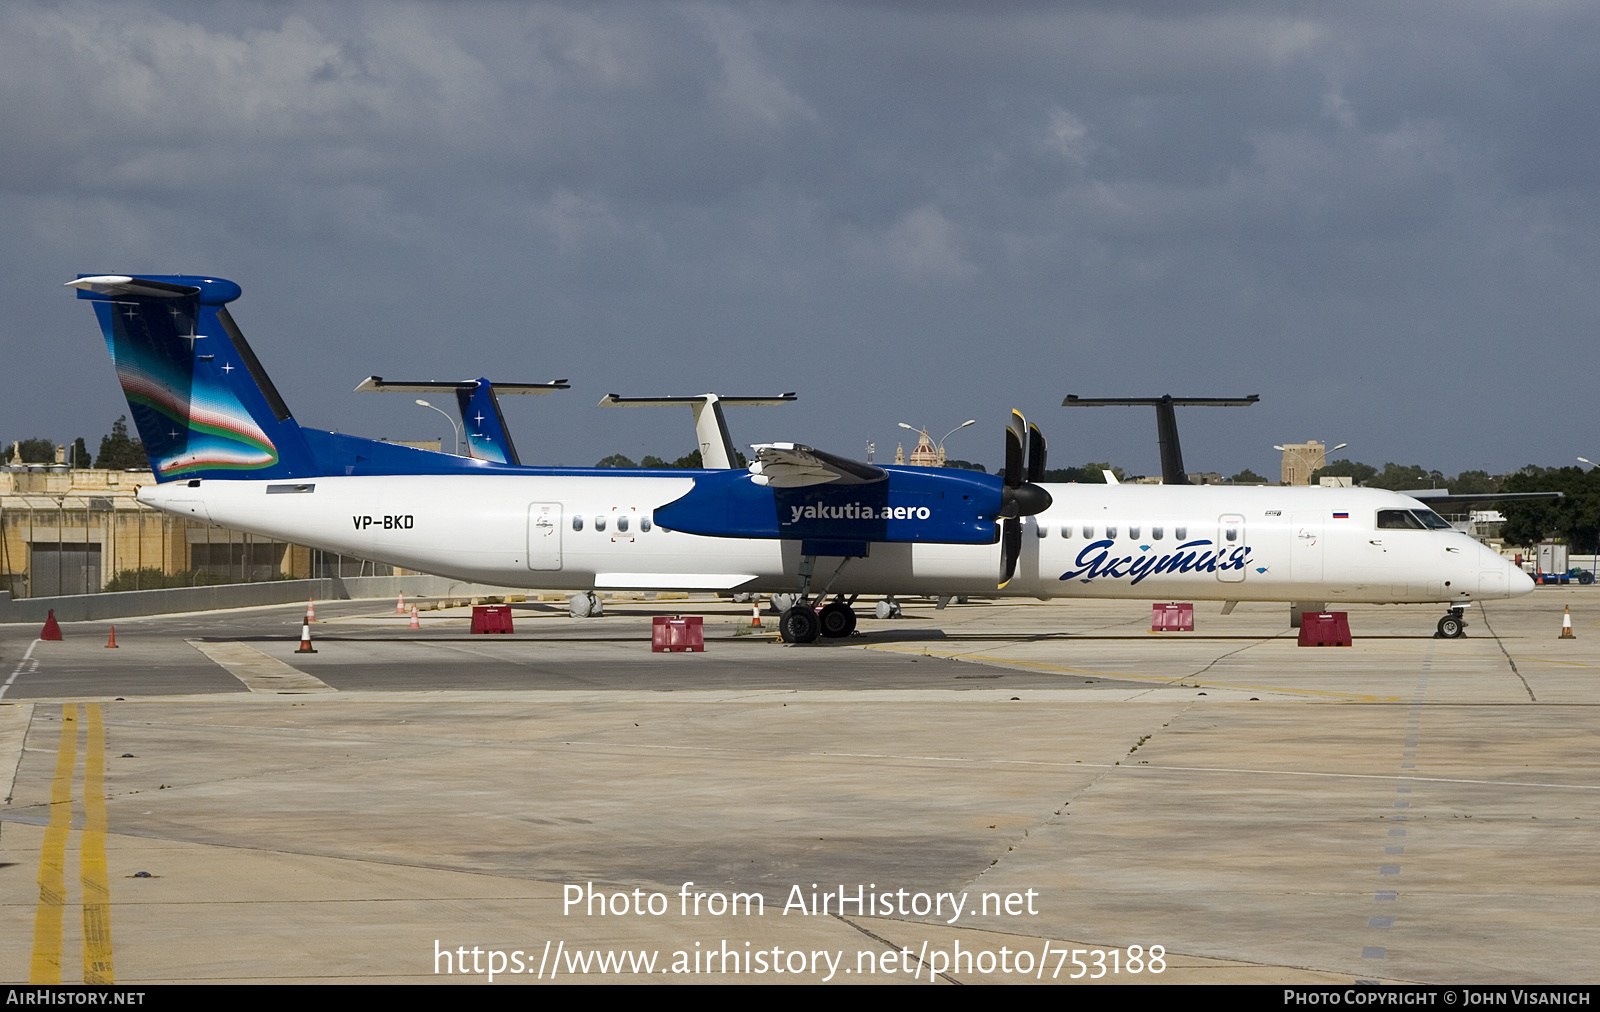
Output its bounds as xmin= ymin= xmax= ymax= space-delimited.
xmin=1436 ymin=606 xmax=1468 ymax=639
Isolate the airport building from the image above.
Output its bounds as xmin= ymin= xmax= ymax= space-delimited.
xmin=1278 ymin=440 xmax=1327 ymax=485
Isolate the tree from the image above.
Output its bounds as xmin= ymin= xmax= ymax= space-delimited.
xmin=942 ymin=458 xmax=988 ymax=472
xmin=1499 ymin=465 xmax=1600 ymax=552
xmin=95 ymin=416 xmax=148 ymax=470
xmin=1229 ymin=468 xmax=1267 ymax=484
xmin=3 ymin=437 xmax=56 ymax=464
xmin=1366 ymin=463 xmax=1445 ymax=491
xmin=1312 ymin=459 xmax=1378 ymax=486
xmin=1038 ymin=462 xmax=1123 ymax=483
xmin=594 ymin=454 xmax=636 ymax=468
xmin=1448 ymin=470 xmax=1501 ymax=496
xmin=70 ymin=437 xmax=91 ymax=469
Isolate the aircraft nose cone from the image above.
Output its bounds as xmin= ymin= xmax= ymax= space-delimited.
xmin=1508 ymin=561 xmax=1535 ymax=597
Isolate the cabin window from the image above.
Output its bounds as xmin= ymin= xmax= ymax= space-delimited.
xmin=640 ymin=517 xmax=653 ymax=533
xmin=1082 ymin=525 xmax=1093 ymax=539
xmin=594 ymin=515 xmax=607 ymax=532
xmin=1151 ymin=526 xmax=1163 ymax=541
xmin=1175 ymin=526 xmax=1187 ymax=540
xmin=1224 ymin=525 xmax=1238 ymax=542
xmin=571 ymin=516 xmax=583 ymax=532
xmin=1105 ymin=525 xmax=1117 ymax=539
xmin=1129 ymin=525 xmax=1140 ymax=540
xmin=617 ymin=515 xmax=629 ymax=533
xmin=1060 ymin=523 xmax=1070 ymax=538
xmin=1036 ymin=523 xmax=1048 ymax=538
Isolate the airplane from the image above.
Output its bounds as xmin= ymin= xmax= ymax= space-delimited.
xmin=67 ymin=273 xmax=1534 ymax=644
xmin=353 ymin=376 xmax=570 ymax=464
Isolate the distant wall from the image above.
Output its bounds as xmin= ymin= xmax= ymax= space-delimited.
xmin=0 ymin=574 xmax=531 ymax=624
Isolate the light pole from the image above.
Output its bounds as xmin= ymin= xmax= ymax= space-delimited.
xmin=1273 ymin=442 xmax=1347 ymax=486
xmin=899 ymin=419 xmax=976 ymax=467
xmin=415 ymin=399 xmax=463 ymax=456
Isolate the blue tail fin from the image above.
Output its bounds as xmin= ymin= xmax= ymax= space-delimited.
xmin=457 ymin=379 xmax=520 ymax=465
xmin=70 ymin=274 xmax=318 ymax=481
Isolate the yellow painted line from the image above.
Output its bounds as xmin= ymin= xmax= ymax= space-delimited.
xmin=1512 ymin=656 xmax=1596 ymax=668
xmin=81 ymin=704 xmax=113 ymax=985
xmin=30 ymin=704 xmax=77 ymax=984
xmin=862 ymin=643 xmax=1403 ymax=702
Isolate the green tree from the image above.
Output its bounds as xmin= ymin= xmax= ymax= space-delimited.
xmin=1367 ymin=463 xmax=1445 ymax=491
xmin=1229 ymin=468 xmax=1267 ymax=484
xmin=95 ymin=416 xmax=148 ymax=470
xmin=942 ymin=458 xmax=988 ymax=472
xmin=70 ymin=437 xmax=91 ymax=469
xmin=594 ymin=454 xmax=636 ymax=468
xmin=1499 ymin=465 xmax=1600 ymax=552
xmin=3 ymin=437 xmax=56 ymax=464
xmin=1311 ymin=459 xmax=1378 ymax=486
xmin=1448 ymin=470 xmax=1502 ymax=495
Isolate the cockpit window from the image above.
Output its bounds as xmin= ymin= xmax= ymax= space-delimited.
xmin=1377 ymin=509 xmax=1425 ymax=530
xmin=1411 ymin=509 xmax=1451 ymax=530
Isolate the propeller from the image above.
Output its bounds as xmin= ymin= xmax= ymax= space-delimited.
xmin=999 ymin=410 xmax=1053 ymax=587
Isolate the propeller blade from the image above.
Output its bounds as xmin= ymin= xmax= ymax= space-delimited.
xmin=1004 ymin=410 xmax=1027 ymax=487
xmin=998 ymin=517 xmax=1022 ymax=588
xmin=1027 ymin=422 xmax=1047 ymax=484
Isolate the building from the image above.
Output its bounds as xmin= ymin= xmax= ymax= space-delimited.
xmin=1279 ymin=441 xmax=1328 ymax=486
xmin=0 ymin=464 xmax=402 ymax=599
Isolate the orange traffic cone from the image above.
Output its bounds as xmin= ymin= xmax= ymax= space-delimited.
xmin=750 ymin=600 xmax=763 ymax=628
xmin=1561 ymin=606 xmax=1575 ymax=639
xmin=396 ymin=591 xmax=406 ymax=615
xmin=40 ymin=609 xmax=61 ymax=641
xmin=105 ymin=626 xmax=118 ymax=649
xmin=296 ymin=618 xmax=317 ymax=654
xmin=306 ymin=598 xmax=316 ymax=623
xmin=409 ymin=606 xmax=420 ymax=630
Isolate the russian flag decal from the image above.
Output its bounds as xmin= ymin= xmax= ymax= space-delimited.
xmin=1332 ymin=511 xmax=1349 ymax=519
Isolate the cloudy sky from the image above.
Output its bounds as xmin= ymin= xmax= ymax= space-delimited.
xmin=2 ymin=1 xmax=1596 ymax=478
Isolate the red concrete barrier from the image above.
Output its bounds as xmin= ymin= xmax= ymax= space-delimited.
xmin=1151 ymin=602 xmax=1194 ymax=632
xmin=471 ymin=605 xmax=515 ymax=634
xmin=652 ymin=615 xmax=704 ymax=652
xmin=1298 ymin=611 xmax=1352 ymax=647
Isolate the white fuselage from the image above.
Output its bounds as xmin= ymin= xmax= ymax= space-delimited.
xmin=140 ymin=476 xmax=1533 ymax=605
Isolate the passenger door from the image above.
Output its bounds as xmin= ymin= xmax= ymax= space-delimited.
xmin=527 ymin=503 xmax=562 ymax=571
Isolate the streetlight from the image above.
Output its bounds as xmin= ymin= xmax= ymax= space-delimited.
xmin=1273 ymin=442 xmax=1347 ymax=486
xmin=899 ymin=419 xmax=976 ymax=467
xmin=1580 ymin=457 xmax=1597 ymax=470
xmin=415 ymin=399 xmax=463 ymax=455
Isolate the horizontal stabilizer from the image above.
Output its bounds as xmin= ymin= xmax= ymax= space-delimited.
xmin=66 ymin=276 xmax=202 ymax=299
xmin=355 ymin=377 xmax=569 ymax=394
xmin=598 ymin=393 xmax=796 ymax=407
xmin=600 ymin=392 xmax=796 ymax=469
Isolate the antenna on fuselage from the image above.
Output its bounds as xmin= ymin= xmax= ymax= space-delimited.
xmin=1062 ymin=394 xmax=1259 ymax=485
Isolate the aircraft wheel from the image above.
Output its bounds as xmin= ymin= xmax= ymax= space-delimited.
xmin=1436 ymin=614 xmax=1465 ymax=639
xmin=780 ymin=606 xmax=821 ymax=644
xmin=818 ymin=602 xmax=857 ymax=638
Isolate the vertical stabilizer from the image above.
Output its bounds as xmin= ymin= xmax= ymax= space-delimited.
xmin=69 ymin=275 xmax=317 ymax=481
xmin=456 ymin=379 xmax=521 ymax=465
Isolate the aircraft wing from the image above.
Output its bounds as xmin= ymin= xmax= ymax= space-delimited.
xmin=1405 ymin=490 xmax=1562 ymax=505
xmin=748 ymin=443 xmax=887 ymax=487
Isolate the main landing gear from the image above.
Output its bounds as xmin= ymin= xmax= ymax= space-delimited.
xmin=779 ymin=596 xmax=859 ymax=644
xmin=1435 ymin=606 xmax=1468 ymax=639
